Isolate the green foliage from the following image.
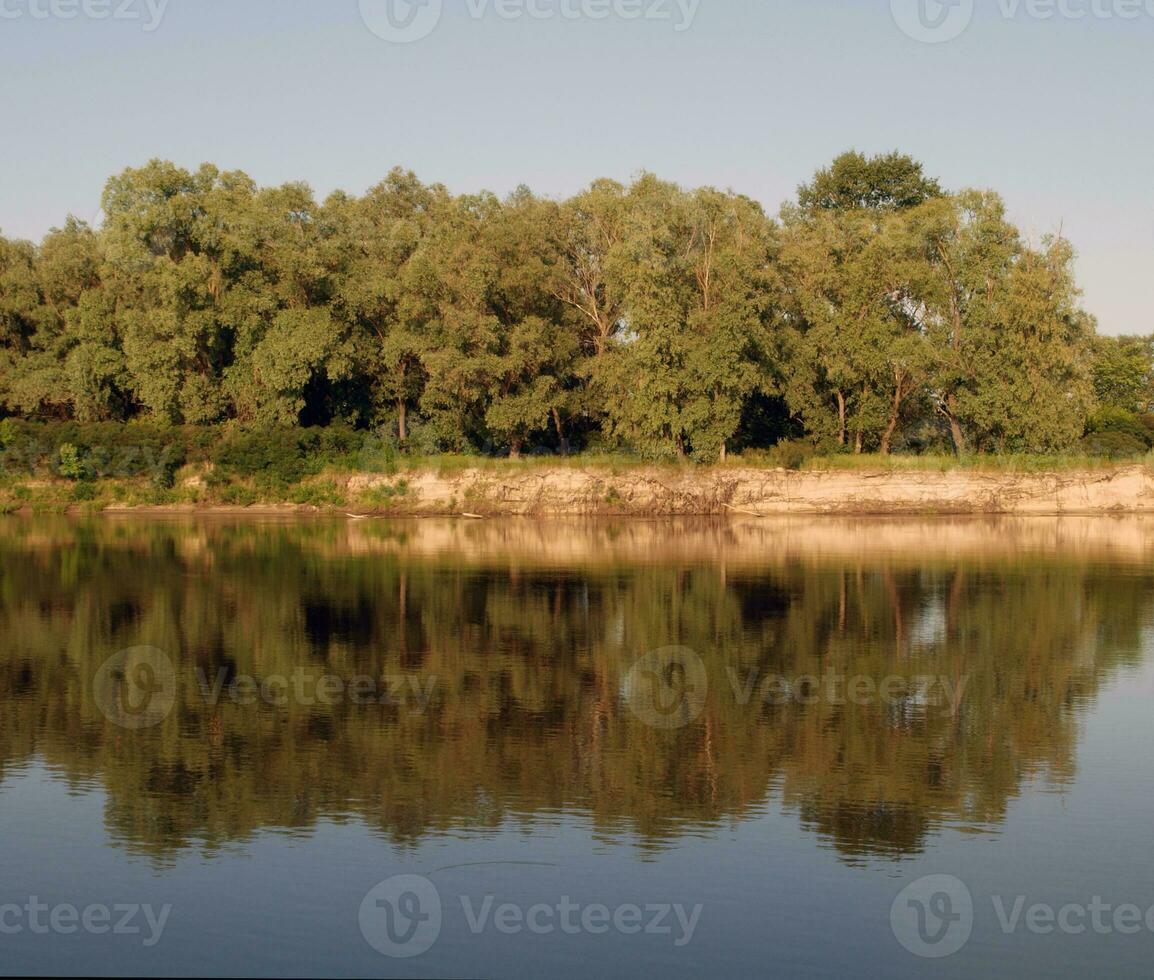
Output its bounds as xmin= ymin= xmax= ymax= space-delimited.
xmin=70 ymin=480 xmax=98 ymax=502
xmin=0 ymin=153 xmax=1124 ymax=464
xmin=0 ymin=420 xmax=191 ymax=482
xmin=358 ymin=480 xmax=410 ymax=508
xmin=1092 ymin=336 xmax=1153 ymax=412
xmin=1086 ymin=407 xmax=1153 ymax=447
xmin=797 ymin=150 xmax=943 ymax=213
xmin=219 ymin=484 xmax=259 ymax=507
xmin=57 ymin=443 xmax=90 ymax=481
xmin=288 ymin=481 xmax=347 ymax=508
xmin=1080 ymin=430 xmax=1149 ymax=459
xmin=743 ymin=439 xmax=816 ymax=470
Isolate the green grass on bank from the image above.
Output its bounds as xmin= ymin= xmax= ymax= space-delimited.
xmin=1 ymin=418 xmax=1151 ymax=513
xmin=792 ymin=452 xmax=1151 ymax=474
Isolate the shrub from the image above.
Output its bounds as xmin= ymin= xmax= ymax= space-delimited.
xmin=1086 ymin=408 xmax=1152 ymax=448
xmin=765 ymin=439 xmax=815 ymax=471
xmin=57 ymin=444 xmax=90 ymax=481
xmin=1080 ymin=430 xmax=1148 ymax=459
xmin=211 ymin=427 xmax=361 ymax=488
xmin=219 ymin=484 xmax=259 ymax=507
xmin=0 ymin=421 xmax=192 ymax=481
xmin=288 ymin=482 xmax=347 ymax=508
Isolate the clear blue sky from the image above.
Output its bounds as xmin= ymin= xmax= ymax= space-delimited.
xmin=1 ymin=0 xmax=1150 ymax=334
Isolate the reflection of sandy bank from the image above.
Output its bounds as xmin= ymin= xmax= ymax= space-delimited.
xmin=339 ymin=515 xmax=1154 ymax=568
xmin=13 ymin=513 xmax=1154 ymax=568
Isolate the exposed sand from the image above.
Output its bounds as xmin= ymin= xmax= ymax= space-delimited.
xmin=338 ymin=464 xmax=1154 ymax=517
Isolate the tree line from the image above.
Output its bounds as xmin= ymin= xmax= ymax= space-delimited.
xmin=1 ymin=151 xmax=1150 ymax=461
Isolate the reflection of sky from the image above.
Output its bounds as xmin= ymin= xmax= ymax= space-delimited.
xmin=909 ymin=597 xmax=947 ymax=650
xmin=3 ymin=650 xmax=1154 ymax=978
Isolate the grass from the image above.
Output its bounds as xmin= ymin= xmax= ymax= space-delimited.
xmin=798 ymin=452 xmax=1153 ymax=474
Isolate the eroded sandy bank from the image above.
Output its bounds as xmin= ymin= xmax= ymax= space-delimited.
xmin=334 ymin=464 xmax=1154 ymax=517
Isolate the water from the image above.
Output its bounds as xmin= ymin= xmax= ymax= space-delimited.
xmin=1 ymin=515 xmax=1153 ymax=978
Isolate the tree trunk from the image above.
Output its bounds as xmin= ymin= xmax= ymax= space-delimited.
xmin=397 ymin=400 xmax=408 ymax=444
xmin=719 ymin=441 xmax=727 ymax=463
xmin=552 ymin=407 xmax=570 ymax=456
xmin=854 ymin=432 xmax=863 ymax=455
xmin=945 ymin=393 xmax=965 ymax=455
xmin=836 ymin=391 xmax=847 ymax=447
xmin=880 ymin=418 xmax=898 ymax=456
xmin=881 ymin=380 xmax=904 ymax=456
xmin=509 ymin=437 xmax=523 ymax=459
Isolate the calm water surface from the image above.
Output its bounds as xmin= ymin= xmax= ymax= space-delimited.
xmin=2 ymin=516 xmax=1154 ymax=977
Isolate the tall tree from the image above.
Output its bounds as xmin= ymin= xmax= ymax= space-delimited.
xmin=797 ymin=150 xmax=943 ymax=214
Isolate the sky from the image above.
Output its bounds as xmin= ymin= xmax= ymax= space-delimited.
xmin=0 ymin=0 xmax=1150 ymax=335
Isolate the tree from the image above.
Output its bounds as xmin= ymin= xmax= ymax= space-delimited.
xmin=797 ymin=150 xmax=943 ymax=214
xmin=911 ymin=192 xmax=1093 ymax=453
xmin=0 ymin=156 xmax=1108 ymax=463
xmin=604 ymin=178 xmax=778 ymax=461
xmin=331 ymin=169 xmax=445 ymax=441
xmin=1092 ymin=335 xmax=1153 ymax=413
xmin=782 ymin=156 xmax=937 ymax=453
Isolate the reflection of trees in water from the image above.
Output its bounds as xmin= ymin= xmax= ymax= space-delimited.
xmin=0 ymin=519 xmax=1149 ymax=865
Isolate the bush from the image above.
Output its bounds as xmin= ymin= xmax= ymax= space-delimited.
xmin=70 ymin=481 xmax=98 ymax=502
xmin=358 ymin=480 xmax=410 ymax=508
xmin=288 ymin=482 xmax=347 ymax=508
xmin=1080 ymin=430 xmax=1148 ymax=459
xmin=211 ymin=427 xmax=361 ymax=488
xmin=1086 ymin=408 xmax=1152 ymax=448
xmin=57 ymin=444 xmax=90 ymax=481
xmin=219 ymin=484 xmax=259 ymax=507
xmin=752 ymin=439 xmax=815 ymax=471
xmin=0 ymin=420 xmax=192 ymax=481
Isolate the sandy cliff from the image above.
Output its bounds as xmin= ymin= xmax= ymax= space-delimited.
xmin=344 ymin=464 xmax=1154 ymax=516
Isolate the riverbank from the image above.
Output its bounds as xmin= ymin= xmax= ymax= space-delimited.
xmin=7 ymin=462 xmax=1154 ymax=516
